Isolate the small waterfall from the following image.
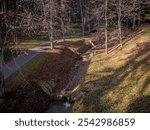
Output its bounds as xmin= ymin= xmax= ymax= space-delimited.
xmin=64 ymin=96 xmax=72 ymax=108
xmin=46 ymin=45 xmax=95 ymax=112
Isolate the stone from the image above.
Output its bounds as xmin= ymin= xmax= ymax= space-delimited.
xmin=48 ymin=80 xmax=56 ymax=88
xmin=74 ymin=91 xmax=85 ymax=101
xmin=64 ymin=102 xmax=71 ymax=108
xmin=82 ymin=55 xmax=89 ymax=61
xmin=39 ymin=81 xmax=53 ymax=96
xmin=41 ymin=85 xmax=51 ymax=96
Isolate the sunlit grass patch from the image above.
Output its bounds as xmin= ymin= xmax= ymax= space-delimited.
xmin=15 ymin=39 xmax=48 ymax=50
xmin=142 ymin=29 xmax=150 ymax=37
xmin=58 ymin=36 xmax=90 ymax=45
xmin=73 ymin=25 xmax=150 ymax=113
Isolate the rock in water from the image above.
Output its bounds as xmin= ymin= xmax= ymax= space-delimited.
xmin=64 ymin=102 xmax=71 ymax=108
xmin=74 ymin=91 xmax=85 ymax=101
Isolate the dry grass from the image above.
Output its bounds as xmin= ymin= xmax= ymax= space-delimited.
xmin=5 ymin=38 xmax=49 ymax=63
xmin=73 ymin=25 xmax=150 ymax=113
xmin=12 ymin=39 xmax=48 ymax=50
xmin=6 ymin=53 xmax=49 ymax=87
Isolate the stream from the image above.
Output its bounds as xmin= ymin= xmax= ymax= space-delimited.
xmin=45 ymin=60 xmax=85 ymax=113
xmin=45 ymin=43 xmax=97 ymax=113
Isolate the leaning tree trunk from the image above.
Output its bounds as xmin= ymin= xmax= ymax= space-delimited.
xmin=0 ymin=26 xmax=5 ymax=97
xmin=0 ymin=0 xmax=7 ymax=97
xmin=0 ymin=47 xmax=5 ymax=97
xmin=105 ymin=0 xmax=108 ymax=54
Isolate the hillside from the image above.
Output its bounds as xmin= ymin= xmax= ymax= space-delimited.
xmin=73 ymin=25 xmax=150 ymax=113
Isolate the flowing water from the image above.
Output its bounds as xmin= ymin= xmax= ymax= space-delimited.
xmin=46 ymin=61 xmax=85 ymax=113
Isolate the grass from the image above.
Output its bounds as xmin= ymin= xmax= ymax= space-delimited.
xmin=4 ymin=37 xmax=49 ymax=63
xmin=58 ymin=35 xmax=91 ymax=46
xmin=5 ymin=37 xmax=83 ymax=86
xmin=6 ymin=36 xmax=87 ymax=63
xmin=12 ymin=36 xmax=49 ymax=50
xmin=14 ymin=39 xmax=48 ymax=50
xmin=6 ymin=53 xmax=49 ymax=87
xmin=4 ymin=48 xmax=18 ymax=63
xmin=142 ymin=29 xmax=150 ymax=37
xmin=1 ymin=52 xmax=51 ymax=112
xmin=145 ymin=14 xmax=150 ymax=20
xmin=73 ymin=25 xmax=150 ymax=113
xmin=18 ymin=35 xmax=89 ymax=50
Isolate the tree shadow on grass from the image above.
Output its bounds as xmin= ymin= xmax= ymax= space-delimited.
xmin=77 ymin=41 xmax=150 ymax=112
xmin=127 ymin=96 xmax=150 ymax=113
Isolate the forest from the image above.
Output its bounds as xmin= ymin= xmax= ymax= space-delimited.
xmin=0 ymin=0 xmax=150 ymax=113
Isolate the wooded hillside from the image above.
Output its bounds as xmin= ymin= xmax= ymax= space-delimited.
xmin=0 ymin=0 xmax=150 ymax=113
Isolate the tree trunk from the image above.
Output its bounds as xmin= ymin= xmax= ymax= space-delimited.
xmin=118 ymin=0 xmax=122 ymax=45
xmin=105 ymin=0 xmax=108 ymax=54
xmin=0 ymin=25 xmax=5 ymax=97
xmin=132 ymin=1 xmax=136 ymax=30
xmin=133 ymin=15 xmax=136 ymax=30
xmin=61 ymin=16 xmax=65 ymax=43
xmin=138 ymin=6 xmax=141 ymax=26
xmin=0 ymin=47 xmax=5 ymax=97
xmin=0 ymin=0 xmax=7 ymax=97
xmin=50 ymin=0 xmax=54 ymax=49
xmin=80 ymin=0 xmax=85 ymax=36
xmin=42 ymin=0 xmax=54 ymax=49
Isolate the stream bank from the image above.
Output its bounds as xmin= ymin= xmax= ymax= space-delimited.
xmin=45 ymin=44 xmax=99 ymax=113
xmin=0 ymin=39 xmax=99 ymax=113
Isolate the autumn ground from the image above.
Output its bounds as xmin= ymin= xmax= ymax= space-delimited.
xmin=73 ymin=25 xmax=150 ymax=113
xmin=0 ymin=25 xmax=149 ymax=113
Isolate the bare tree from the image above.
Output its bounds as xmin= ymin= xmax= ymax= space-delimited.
xmin=105 ymin=0 xmax=108 ymax=54
xmin=118 ymin=0 xmax=122 ymax=45
xmin=79 ymin=0 xmax=85 ymax=36
xmin=0 ymin=0 xmax=7 ymax=96
xmin=0 ymin=23 xmax=5 ymax=96
xmin=41 ymin=0 xmax=54 ymax=49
